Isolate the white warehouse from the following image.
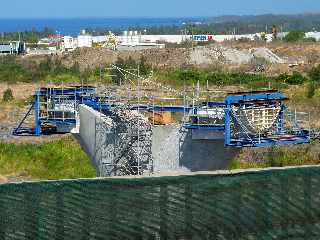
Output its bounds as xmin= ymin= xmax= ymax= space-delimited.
xmin=77 ymin=35 xmax=93 ymax=48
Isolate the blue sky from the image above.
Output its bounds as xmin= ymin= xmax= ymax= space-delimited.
xmin=2 ymin=0 xmax=319 ymax=18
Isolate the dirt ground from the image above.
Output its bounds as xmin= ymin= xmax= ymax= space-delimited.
xmin=58 ymin=47 xmax=190 ymax=71
xmin=0 ymin=83 xmax=37 ymax=100
xmin=223 ymin=41 xmax=320 ymax=64
xmin=0 ymin=82 xmax=73 ymax=144
xmin=21 ymin=41 xmax=319 ymax=76
xmin=3 ymin=41 xmax=320 ymax=145
xmin=0 ymin=100 xmax=68 ymax=144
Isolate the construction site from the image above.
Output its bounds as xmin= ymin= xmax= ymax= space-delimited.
xmin=1 ymin=58 xmax=320 ymax=239
xmin=2 ymin=17 xmax=320 ymax=239
xmin=1 ymin=68 xmax=317 ymax=239
xmin=8 ymin=61 xmax=313 ymax=178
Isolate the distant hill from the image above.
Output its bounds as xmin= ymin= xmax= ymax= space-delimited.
xmin=126 ymin=13 xmax=320 ymax=36
xmin=204 ymin=13 xmax=320 ymax=34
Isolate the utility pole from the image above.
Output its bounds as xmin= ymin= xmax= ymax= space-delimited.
xmin=137 ymin=62 xmax=141 ymax=175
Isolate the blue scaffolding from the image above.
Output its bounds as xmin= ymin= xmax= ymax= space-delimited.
xmin=13 ymin=86 xmax=190 ymax=136
xmin=13 ymin=86 xmax=97 ymax=136
xmin=183 ymin=90 xmax=310 ymax=147
xmin=224 ymin=90 xmax=310 ymax=147
xmin=14 ymin=87 xmax=311 ymax=148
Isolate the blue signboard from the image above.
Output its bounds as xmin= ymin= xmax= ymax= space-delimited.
xmin=191 ymin=35 xmax=214 ymax=42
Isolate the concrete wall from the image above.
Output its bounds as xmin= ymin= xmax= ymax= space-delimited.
xmin=78 ymin=106 xmax=240 ymax=176
xmin=152 ymin=125 xmax=240 ymax=174
xmin=78 ymin=104 xmax=114 ymax=173
xmin=79 ymin=105 xmax=98 ymax=161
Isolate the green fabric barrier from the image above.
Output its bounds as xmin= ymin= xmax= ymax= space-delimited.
xmin=0 ymin=166 xmax=319 ymax=239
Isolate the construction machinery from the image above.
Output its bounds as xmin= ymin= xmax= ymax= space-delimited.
xmin=103 ymin=31 xmax=119 ymax=50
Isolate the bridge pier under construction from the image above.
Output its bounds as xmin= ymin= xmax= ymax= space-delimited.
xmin=13 ymin=85 xmax=312 ymax=177
xmin=77 ymin=104 xmax=239 ymax=177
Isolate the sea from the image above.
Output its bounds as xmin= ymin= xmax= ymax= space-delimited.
xmin=0 ymin=18 xmax=205 ymax=36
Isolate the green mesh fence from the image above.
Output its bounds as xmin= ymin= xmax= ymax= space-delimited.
xmin=0 ymin=166 xmax=320 ymax=239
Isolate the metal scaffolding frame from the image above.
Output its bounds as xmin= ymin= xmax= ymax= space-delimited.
xmin=95 ymin=104 xmax=153 ymax=177
xmin=93 ymin=65 xmax=154 ymax=177
xmin=224 ymin=91 xmax=311 ymax=147
xmin=13 ymin=86 xmax=97 ymax=136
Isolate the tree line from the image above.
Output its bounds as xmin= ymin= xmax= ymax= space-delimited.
xmin=1 ymin=27 xmax=54 ymax=43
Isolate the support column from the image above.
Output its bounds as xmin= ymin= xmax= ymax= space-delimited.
xmin=277 ymin=104 xmax=285 ymax=134
xmin=224 ymin=104 xmax=231 ymax=146
xmin=35 ymin=91 xmax=41 ymax=136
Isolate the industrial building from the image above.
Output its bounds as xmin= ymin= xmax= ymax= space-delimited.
xmin=0 ymin=41 xmax=26 ymax=55
xmin=47 ymin=30 xmax=320 ymax=53
xmin=117 ymin=31 xmax=165 ymax=49
xmin=63 ymin=36 xmax=77 ymax=51
xmin=77 ymin=35 xmax=93 ymax=48
xmin=32 ymin=30 xmax=320 ymax=55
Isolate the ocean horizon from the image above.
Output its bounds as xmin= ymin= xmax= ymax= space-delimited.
xmin=0 ymin=17 xmax=205 ymax=36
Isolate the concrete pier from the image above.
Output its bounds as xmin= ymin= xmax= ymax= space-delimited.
xmin=77 ymin=105 xmax=240 ymax=176
xmin=152 ymin=125 xmax=239 ymax=174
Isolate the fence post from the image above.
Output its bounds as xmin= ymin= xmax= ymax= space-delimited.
xmin=160 ymin=184 xmax=168 ymax=239
xmin=56 ymin=187 xmax=65 ymax=240
xmin=263 ymin=177 xmax=273 ymax=237
xmin=184 ymin=184 xmax=193 ymax=239
xmin=280 ymin=175 xmax=289 ymax=237
xmin=0 ymin=189 xmax=6 ymax=239
xmin=81 ymin=186 xmax=91 ymax=239
xmin=24 ymin=187 xmax=40 ymax=240
xmin=304 ymin=173 xmax=312 ymax=237
xmin=234 ymin=182 xmax=243 ymax=238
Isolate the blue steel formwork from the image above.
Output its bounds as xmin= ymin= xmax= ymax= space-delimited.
xmin=183 ymin=101 xmax=226 ymax=131
xmin=183 ymin=90 xmax=310 ymax=147
xmin=13 ymin=86 xmax=97 ymax=136
xmin=14 ymin=86 xmax=191 ymax=137
xmin=14 ymin=87 xmax=311 ymax=148
xmin=223 ymin=91 xmax=310 ymax=147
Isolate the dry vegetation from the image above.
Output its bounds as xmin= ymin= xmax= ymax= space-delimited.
xmin=1 ymin=41 xmax=320 ymax=177
xmin=231 ymin=141 xmax=320 ymax=170
xmin=24 ymin=42 xmax=319 ymax=79
xmin=58 ymin=47 xmax=190 ymax=71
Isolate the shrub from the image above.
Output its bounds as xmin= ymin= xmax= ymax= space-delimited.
xmin=306 ymin=81 xmax=316 ymax=99
xmin=303 ymin=37 xmax=317 ymax=43
xmin=139 ymin=56 xmax=151 ymax=76
xmin=309 ymin=65 xmax=320 ymax=82
xmin=276 ymin=72 xmax=307 ymax=85
xmin=284 ymin=30 xmax=306 ymax=42
xmin=179 ymin=69 xmax=201 ymax=83
xmin=2 ymin=88 xmax=14 ymax=102
xmin=111 ymin=57 xmax=125 ymax=85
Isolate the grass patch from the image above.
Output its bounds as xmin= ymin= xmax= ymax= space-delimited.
xmin=0 ymin=136 xmax=96 ymax=180
xmin=154 ymin=68 xmax=307 ymax=90
xmin=229 ymin=142 xmax=320 ymax=170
